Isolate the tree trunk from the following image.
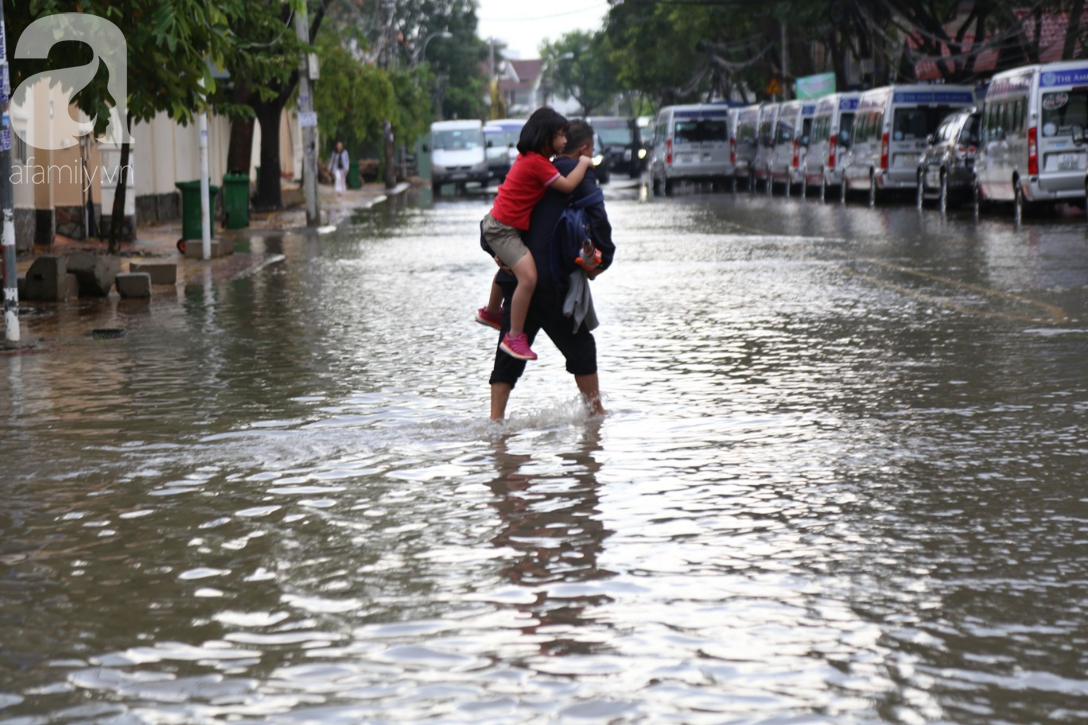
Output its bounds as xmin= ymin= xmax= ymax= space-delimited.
xmin=107 ymin=114 xmax=133 ymax=254
xmin=227 ymin=118 xmax=255 ymax=175
xmin=254 ymin=101 xmax=285 ymax=209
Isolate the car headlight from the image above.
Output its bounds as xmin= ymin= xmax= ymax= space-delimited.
xmin=638 ymin=148 xmax=647 ymax=159
xmin=592 ymin=154 xmax=604 ymax=167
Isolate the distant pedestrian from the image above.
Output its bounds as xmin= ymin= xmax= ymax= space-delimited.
xmin=475 ymin=107 xmax=593 ymax=362
xmin=328 ymin=141 xmax=349 ymax=195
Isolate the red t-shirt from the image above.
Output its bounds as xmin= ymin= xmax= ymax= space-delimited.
xmin=490 ymin=152 xmax=561 ymax=230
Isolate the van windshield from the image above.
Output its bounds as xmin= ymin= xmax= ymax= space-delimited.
xmin=1041 ymin=90 xmax=1088 ymax=137
xmin=484 ymin=128 xmax=520 ymax=148
xmin=892 ymin=106 xmax=958 ymax=140
xmin=433 ymin=130 xmax=482 ymax=150
xmin=598 ymin=128 xmax=633 ymax=145
xmin=676 ymin=120 xmax=727 ymax=143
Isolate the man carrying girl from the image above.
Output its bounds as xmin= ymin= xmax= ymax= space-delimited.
xmin=482 ymin=118 xmax=616 ymax=421
xmin=476 ymin=107 xmax=594 ymax=361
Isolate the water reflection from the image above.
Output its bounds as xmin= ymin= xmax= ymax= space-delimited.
xmin=487 ymin=423 xmax=614 ymax=657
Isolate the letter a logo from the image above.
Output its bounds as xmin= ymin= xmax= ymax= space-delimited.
xmin=10 ymin=14 xmax=131 ymax=151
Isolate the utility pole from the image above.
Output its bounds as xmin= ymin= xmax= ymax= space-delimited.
xmin=381 ymin=0 xmax=396 ymax=190
xmin=296 ymin=0 xmax=320 ymax=226
xmin=198 ymin=78 xmax=212 ymax=260
xmin=0 ymin=2 xmax=19 ymax=344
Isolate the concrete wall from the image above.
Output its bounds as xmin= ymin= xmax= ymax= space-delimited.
xmin=10 ymin=76 xmax=302 ymax=248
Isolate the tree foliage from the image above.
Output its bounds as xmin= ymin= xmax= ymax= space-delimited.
xmin=540 ymin=31 xmax=620 ymax=116
xmin=603 ymin=0 xmax=1088 ymax=105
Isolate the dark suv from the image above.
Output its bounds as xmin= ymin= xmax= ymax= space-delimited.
xmin=585 ymin=117 xmax=639 ymax=178
xmin=916 ymin=107 xmax=981 ymax=212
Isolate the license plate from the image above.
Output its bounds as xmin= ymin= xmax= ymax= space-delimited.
xmin=896 ymin=153 xmax=918 ymax=167
xmin=1054 ymin=153 xmax=1083 ymax=171
xmin=450 ymin=173 xmax=467 ymax=180
xmin=676 ymin=153 xmax=694 ymax=164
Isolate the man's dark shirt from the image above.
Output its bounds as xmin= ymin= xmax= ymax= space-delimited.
xmin=483 ymin=157 xmax=615 ymax=289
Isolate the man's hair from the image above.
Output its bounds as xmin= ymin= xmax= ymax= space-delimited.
xmin=565 ymin=120 xmax=594 ymax=155
xmin=517 ymin=106 xmax=569 ymax=155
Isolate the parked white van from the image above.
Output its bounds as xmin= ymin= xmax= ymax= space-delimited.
xmin=841 ymin=85 xmax=977 ymax=204
xmin=770 ymin=99 xmax=817 ymax=194
xmin=429 ymin=119 xmax=488 ymax=192
xmin=730 ymin=104 xmax=761 ymax=191
xmin=976 ymin=61 xmax=1088 ymax=219
xmin=650 ymin=104 xmax=733 ymax=195
xmin=804 ymin=92 xmax=861 ymax=201
xmin=753 ymin=103 xmax=781 ymax=193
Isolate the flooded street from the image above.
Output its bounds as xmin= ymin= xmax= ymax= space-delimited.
xmin=3 ymin=183 xmax=1088 ymax=724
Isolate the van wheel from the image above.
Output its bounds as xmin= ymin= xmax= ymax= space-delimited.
xmin=840 ymin=176 xmax=847 ymax=204
xmin=820 ymin=173 xmax=827 ymax=203
xmin=651 ymin=175 xmax=661 ymax=195
xmin=800 ymin=175 xmax=807 ymax=198
xmin=664 ymin=178 xmax=675 ymax=196
xmin=1013 ymin=180 xmax=1024 ymax=224
xmin=939 ymin=170 xmax=949 ymax=215
xmin=869 ymin=173 xmax=879 ymax=207
xmin=765 ymin=169 xmax=773 ymax=195
xmin=916 ymin=170 xmax=925 ymax=210
xmin=731 ymin=176 xmax=738 ymax=194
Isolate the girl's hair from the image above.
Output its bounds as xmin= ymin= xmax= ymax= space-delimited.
xmin=517 ymin=106 xmax=569 ymax=156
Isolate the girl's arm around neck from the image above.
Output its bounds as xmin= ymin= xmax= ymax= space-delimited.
xmin=549 ymin=155 xmax=593 ymax=194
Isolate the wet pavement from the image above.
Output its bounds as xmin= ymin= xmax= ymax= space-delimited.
xmin=2 ymin=179 xmax=1088 ymax=724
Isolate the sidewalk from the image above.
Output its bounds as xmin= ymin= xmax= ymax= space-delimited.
xmin=14 ymin=180 xmax=412 ymax=283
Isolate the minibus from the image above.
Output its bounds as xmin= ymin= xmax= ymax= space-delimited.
xmin=770 ymin=99 xmax=817 ymax=194
xmin=649 ymin=104 xmax=732 ymax=195
xmin=429 ymin=119 xmax=489 ymax=192
xmin=483 ymin=118 xmax=524 ymax=185
xmin=730 ymin=104 xmax=761 ymax=191
xmin=586 ymin=116 xmax=640 ymax=178
xmin=753 ymin=103 xmax=780 ymax=193
xmin=976 ymin=62 xmax=1088 ymax=219
xmin=841 ymin=84 xmax=977 ymax=204
xmin=804 ymin=92 xmax=861 ymax=201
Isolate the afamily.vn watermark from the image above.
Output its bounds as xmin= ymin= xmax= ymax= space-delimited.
xmin=7 ymin=13 xmax=130 ymax=151
xmin=12 ymin=158 xmax=133 ymax=192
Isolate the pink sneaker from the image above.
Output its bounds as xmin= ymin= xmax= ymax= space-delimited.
xmin=475 ymin=307 xmax=502 ymax=330
xmin=500 ymin=332 xmax=538 ymax=361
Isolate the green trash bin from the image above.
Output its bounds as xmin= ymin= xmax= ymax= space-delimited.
xmin=222 ymin=174 xmax=250 ymax=229
xmin=175 ymin=180 xmax=219 ymax=240
xmin=347 ymin=162 xmax=362 ymax=189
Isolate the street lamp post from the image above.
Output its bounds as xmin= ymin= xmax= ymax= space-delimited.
xmin=413 ymin=31 xmax=453 ymax=122
xmin=537 ymin=52 xmax=574 ymax=108
xmin=413 ymin=31 xmax=453 ymax=67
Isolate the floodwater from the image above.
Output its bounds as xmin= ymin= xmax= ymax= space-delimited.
xmin=3 ymin=182 xmax=1088 ymax=724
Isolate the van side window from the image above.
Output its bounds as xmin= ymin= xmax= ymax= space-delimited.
xmin=1011 ymin=100 xmax=1022 ymax=133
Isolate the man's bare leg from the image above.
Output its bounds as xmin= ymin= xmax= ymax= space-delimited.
xmin=490 ymin=382 xmax=512 ymax=421
xmin=575 ymin=373 xmax=606 ymax=416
